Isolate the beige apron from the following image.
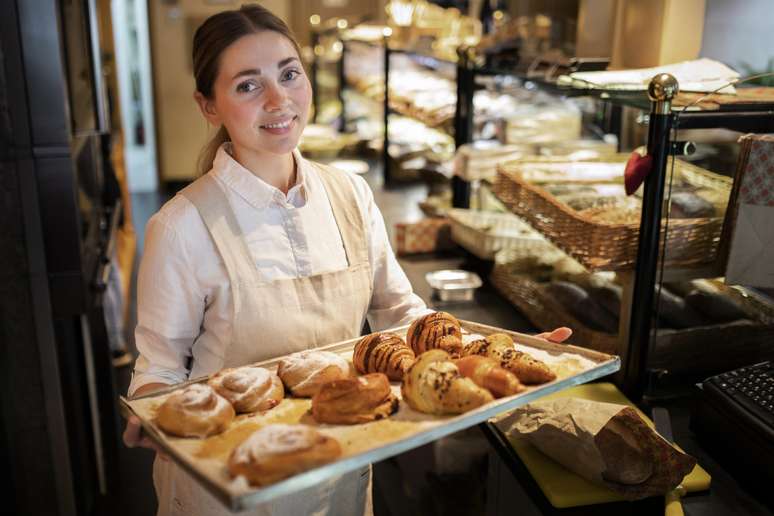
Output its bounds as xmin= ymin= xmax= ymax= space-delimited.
xmin=153 ymin=162 xmax=374 ymax=516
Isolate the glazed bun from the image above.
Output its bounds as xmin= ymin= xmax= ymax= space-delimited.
xmin=277 ymin=350 xmax=351 ymax=397
xmin=208 ymin=366 xmax=284 ymax=413
xmin=406 ymin=312 xmax=463 ymax=356
xmin=312 ymin=373 xmax=399 ymax=424
xmin=228 ymin=424 xmax=341 ymax=486
xmin=156 ymin=383 xmax=235 ymax=438
xmin=353 ymin=332 xmax=415 ymax=380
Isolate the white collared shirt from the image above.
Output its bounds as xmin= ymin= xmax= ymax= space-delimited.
xmin=129 ymin=146 xmax=429 ymax=395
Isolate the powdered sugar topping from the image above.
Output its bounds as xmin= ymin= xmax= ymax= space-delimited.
xmin=232 ymin=424 xmax=316 ymax=463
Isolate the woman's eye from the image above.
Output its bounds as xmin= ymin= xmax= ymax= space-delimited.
xmin=236 ymin=81 xmax=258 ymax=93
xmin=282 ymin=69 xmax=301 ymax=82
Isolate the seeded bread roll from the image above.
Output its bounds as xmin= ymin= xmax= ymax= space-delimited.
xmin=401 ymin=349 xmax=493 ymax=415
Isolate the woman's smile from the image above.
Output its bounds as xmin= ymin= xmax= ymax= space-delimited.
xmin=259 ymin=115 xmax=298 ymax=135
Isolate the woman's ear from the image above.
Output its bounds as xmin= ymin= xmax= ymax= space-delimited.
xmin=194 ymin=91 xmax=220 ymax=125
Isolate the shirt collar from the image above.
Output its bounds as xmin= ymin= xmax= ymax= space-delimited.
xmin=210 ymin=143 xmax=309 ymax=210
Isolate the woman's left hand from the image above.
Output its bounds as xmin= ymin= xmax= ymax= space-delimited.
xmin=535 ymin=327 xmax=572 ymax=343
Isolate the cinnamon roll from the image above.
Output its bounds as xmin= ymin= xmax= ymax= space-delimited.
xmin=156 ymin=383 xmax=235 ymax=438
xmin=277 ymin=350 xmax=351 ymax=397
xmin=208 ymin=366 xmax=284 ymax=413
xmin=227 ymin=424 xmax=341 ymax=486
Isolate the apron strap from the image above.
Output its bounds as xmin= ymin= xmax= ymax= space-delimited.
xmin=179 ymin=174 xmax=262 ymax=286
xmin=312 ymin=162 xmax=370 ymax=268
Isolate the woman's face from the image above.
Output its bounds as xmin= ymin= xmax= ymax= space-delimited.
xmin=197 ymin=31 xmax=311 ymax=158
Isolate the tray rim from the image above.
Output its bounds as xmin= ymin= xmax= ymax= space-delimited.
xmin=120 ymin=320 xmax=620 ymax=511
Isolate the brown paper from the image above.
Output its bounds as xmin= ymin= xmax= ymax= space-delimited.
xmin=499 ymin=398 xmax=696 ymax=499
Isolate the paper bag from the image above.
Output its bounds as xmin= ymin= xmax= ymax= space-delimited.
xmin=722 ymin=134 xmax=774 ymax=287
xmin=499 ymin=398 xmax=696 ymax=500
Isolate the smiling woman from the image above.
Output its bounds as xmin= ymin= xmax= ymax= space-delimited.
xmin=190 ymin=8 xmax=311 ymax=191
xmin=122 ymin=4 xmax=431 ymax=516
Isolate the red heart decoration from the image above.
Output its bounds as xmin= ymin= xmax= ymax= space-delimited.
xmin=624 ymin=148 xmax=653 ymax=196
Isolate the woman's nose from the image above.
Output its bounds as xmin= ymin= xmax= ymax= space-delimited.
xmin=264 ymin=82 xmax=288 ymax=112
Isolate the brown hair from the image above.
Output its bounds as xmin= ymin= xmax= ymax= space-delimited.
xmin=192 ymin=4 xmax=302 ymax=175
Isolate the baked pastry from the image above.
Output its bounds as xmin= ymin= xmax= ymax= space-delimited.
xmin=208 ymin=366 xmax=284 ymax=413
xmin=454 ymin=355 xmax=524 ymax=398
xmin=312 ymin=373 xmax=399 ymax=424
xmin=353 ymin=333 xmax=415 ymax=380
xmin=277 ymin=350 xmax=351 ymax=397
xmin=406 ymin=311 xmax=463 ymax=356
xmin=401 ymin=349 xmax=493 ymax=415
xmin=156 ymin=383 xmax=235 ymax=438
xmin=228 ymin=424 xmax=341 ymax=486
xmin=464 ymin=333 xmax=556 ymax=385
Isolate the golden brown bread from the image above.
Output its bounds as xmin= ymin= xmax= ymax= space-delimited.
xmin=208 ymin=366 xmax=284 ymax=413
xmin=227 ymin=424 xmax=341 ymax=486
xmin=401 ymin=349 xmax=493 ymax=415
xmin=277 ymin=350 xmax=351 ymax=397
xmin=311 ymin=373 xmax=399 ymax=424
xmin=406 ymin=311 xmax=462 ymax=356
xmin=463 ymin=333 xmax=556 ymax=385
xmin=353 ymin=333 xmax=415 ymax=381
xmin=453 ymin=355 xmax=525 ymax=398
xmin=156 ymin=383 xmax=235 ymax=438
xmin=596 ymin=418 xmax=654 ymax=485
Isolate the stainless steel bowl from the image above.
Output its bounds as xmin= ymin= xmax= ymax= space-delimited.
xmin=425 ymin=269 xmax=483 ymax=302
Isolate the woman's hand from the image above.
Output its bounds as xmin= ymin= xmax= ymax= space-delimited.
xmin=123 ymin=415 xmax=169 ymax=460
xmin=123 ymin=383 xmax=172 ymax=459
xmin=535 ymin=327 xmax=572 ymax=343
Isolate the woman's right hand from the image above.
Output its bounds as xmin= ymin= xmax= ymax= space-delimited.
xmin=123 ymin=383 xmax=171 ymax=459
xmin=123 ymin=416 xmax=169 ymax=460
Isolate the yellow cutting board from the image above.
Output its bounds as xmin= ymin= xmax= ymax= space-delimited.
xmin=499 ymin=382 xmax=711 ymax=508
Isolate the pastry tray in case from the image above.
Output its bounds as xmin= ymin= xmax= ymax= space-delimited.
xmin=120 ymin=320 xmax=620 ymax=512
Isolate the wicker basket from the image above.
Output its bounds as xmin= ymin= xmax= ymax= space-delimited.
xmin=446 ymin=209 xmax=557 ymax=261
xmin=490 ymin=255 xmax=774 ymax=376
xmin=492 ymin=157 xmax=732 ymax=271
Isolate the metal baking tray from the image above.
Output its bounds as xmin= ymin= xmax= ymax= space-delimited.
xmin=426 ymin=270 xmax=483 ymax=302
xmin=120 ymin=320 xmax=620 ymax=512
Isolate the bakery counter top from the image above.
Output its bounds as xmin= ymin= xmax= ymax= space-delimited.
xmin=380 ymin=250 xmax=774 ymax=516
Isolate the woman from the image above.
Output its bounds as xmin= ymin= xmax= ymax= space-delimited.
xmin=123 ymin=5 xmax=570 ymax=515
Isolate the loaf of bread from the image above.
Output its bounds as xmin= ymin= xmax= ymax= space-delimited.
xmin=544 ymin=281 xmax=619 ymax=334
xmin=353 ymin=333 xmax=415 ymax=381
xmin=669 ymin=192 xmax=715 ymax=219
xmin=312 ymin=373 xmax=399 ymax=424
xmin=683 ymin=287 xmax=748 ymax=323
xmin=227 ymin=424 xmax=341 ymax=486
xmin=656 ymin=287 xmax=707 ymax=329
xmin=156 ymin=383 xmax=235 ymax=438
xmin=406 ymin=311 xmax=463 ymax=356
